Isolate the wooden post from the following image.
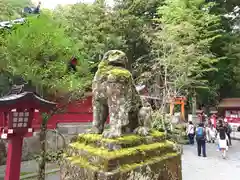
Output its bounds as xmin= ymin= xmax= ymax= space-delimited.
xmin=170 ymin=102 xmax=174 ymax=116
xmin=192 ymin=90 xmax=197 ymax=124
xmin=181 ymin=101 xmax=185 ymax=121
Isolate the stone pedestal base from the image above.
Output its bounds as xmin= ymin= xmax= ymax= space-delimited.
xmin=60 ymin=131 xmax=182 ymax=180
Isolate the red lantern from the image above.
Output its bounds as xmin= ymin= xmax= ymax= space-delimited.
xmin=0 ymin=90 xmax=56 ymax=180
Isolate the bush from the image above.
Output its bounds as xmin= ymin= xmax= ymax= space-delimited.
xmin=34 ymin=149 xmax=64 ymax=165
xmin=152 ymin=111 xmax=172 ymax=133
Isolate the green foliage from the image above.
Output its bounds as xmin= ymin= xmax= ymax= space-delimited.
xmin=151 ymin=111 xmax=188 ymax=144
xmin=34 ymin=149 xmax=64 ymax=164
xmin=2 ymin=14 xmax=91 ymax=96
xmin=0 ymin=0 xmax=239 ymax=116
xmin=53 ymin=2 xmax=126 ymax=65
xmin=0 ymin=72 xmax=12 ymax=96
xmin=152 ymin=112 xmax=172 ymax=133
xmin=153 ymin=0 xmax=221 ymax=91
xmin=41 ymin=113 xmax=50 ymax=124
xmin=226 ymin=34 xmax=240 ymax=92
xmin=0 ymin=0 xmax=32 ymax=20
xmin=170 ymin=124 xmax=188 ymax=145
xmin=199 ymin=0 xmax=240 ymax=103
xmin=112 ymin=0 xmax=157 ymax=67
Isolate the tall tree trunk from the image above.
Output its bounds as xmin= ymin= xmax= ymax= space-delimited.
xmin=37 ymin=116 xmax=47 ymax=180
xmin=160 ymin=65 xmax=168 ymax=113
xmin=192 ymin=89 xmax=197 ymax=125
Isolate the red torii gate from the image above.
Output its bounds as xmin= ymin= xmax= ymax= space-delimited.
xmin=169 ymin=96 xmax=186 ymax=121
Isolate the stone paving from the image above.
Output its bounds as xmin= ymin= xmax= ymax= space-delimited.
xmin=182 ymin=140 xmax=240 ymax=180
xmin=0 ymin=160 xmax=58 ymax=180
xmin=43 ymin=140 xmax=240 ymax=180
xmin=1 ymin=140 xmax=240 ymax=180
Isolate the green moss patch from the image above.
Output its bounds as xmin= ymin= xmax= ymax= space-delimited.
xmin=62 ymin=130 xmax=182 ymax=178
xmin=76 ymin=131 xmax=166 ymax=149
xmin=70 ymin=141 xmax=172 ymax=159
xmin=65 ymin=131 xmax=178 ymax=171
xmin=66 ymin=152 xmax=179 ymax=173
xmin=119 ymin=152 xmax=179 ymax=172
xmin=67 ymin=156 xmax=99 ymax=171
xmin=109 ymin=68 xmax=131 ymax=79
xmin=96 ymin=59 xmax=132 ymax=82
xmin=20 ymin=172 xmax=32 ymax=176
xmin=97 ymin=60 xmax=112 ymax=75
xmin=67 ymin=140 xmax=175 ymax=171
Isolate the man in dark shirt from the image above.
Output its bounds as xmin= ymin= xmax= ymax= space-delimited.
xmin=224 ymin=121 xmax=232 ymax=146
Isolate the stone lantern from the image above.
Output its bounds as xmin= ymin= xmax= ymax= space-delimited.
xmin=0 ymin=84 xmax=56 ymax=180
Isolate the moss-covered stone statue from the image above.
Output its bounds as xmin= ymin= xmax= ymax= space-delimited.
xmin=90 ymin=50 xmax=152 ymax=138
xmin=60 ymin=50 xmax=182 ymax=180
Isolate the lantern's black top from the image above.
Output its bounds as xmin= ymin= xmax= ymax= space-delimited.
xmin=0 ymin=84 xmax=56 ymax=111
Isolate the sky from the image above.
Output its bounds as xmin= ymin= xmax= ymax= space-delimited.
xmin=32 ymin=0 xmax=113 ymax=9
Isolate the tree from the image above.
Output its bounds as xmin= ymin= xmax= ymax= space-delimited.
xmin=134 ymin=0 xmax=222 ymax=111
xmin=0 ymin=0 xmax=33 ymax=96
xmin=2 ymin=13 xmax=92 ymax=180
xmin=53 ymin=2 xmax=126 ymax=68
xmin=225 ymin=34 xmax=240 ymax=95
xmin=112 ymin=0 xmax=164 ymax=69
xmin=202 ymin=0 xmax=240 ymax=103
xmin=0 ymin=0 xmax=32 ymax=21
xmin=2 ymin=14 xmax=92 ymax=96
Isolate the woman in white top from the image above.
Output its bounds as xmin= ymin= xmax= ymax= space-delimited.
xmin=209 ymin=124 xmax=217 ymax=143
xmin=186 ymin=121 xmax=195 ymax=145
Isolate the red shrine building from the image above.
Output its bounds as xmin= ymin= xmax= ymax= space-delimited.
xmin=32 ymin=93 xmax=93 ymax=130
xmin=32 ymin=85 xmax=149 ymax=130
xmin=218 ymin=98 xmax=240 ymax=131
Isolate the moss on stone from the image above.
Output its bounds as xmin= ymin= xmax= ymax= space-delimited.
xmin=119 ymin=152 xmax=179 ymax=172
xmin=70 ymin=140 xmax=174 ymax=159
xmin=67 ymin=152 xmax=179 ymax=173
xmin=151 ymin=130 xmax=166 ymax=138
xmin=77 ymin=131 xmax=165 ymax=146
xmin=67 ymin=131 xmax=175 ymax=172
xmin=64 ymin=131 xmax=181 ymax=178
xmin=96 ymin=59 xmax=131 ymax=81
xmin=97 ymin=60 xmax=112 ymax=74
xmin=67 ymin=156 xmax=99 ymax=171
xmin=109 ymin=68 xmax=131 ymax=79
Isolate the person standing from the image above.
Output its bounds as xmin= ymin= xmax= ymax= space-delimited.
xmin=195 ymin=123 xmax=207 ymax=157
xmin=217 ymin=121 xmax=228 ymax=159
xmin=206 ymin=124 xmax=211 ymax=143
xmin=224 ymin=120 xmax=232 ymax=146
xmin=186 ymin=121 xmax=195 ymax=145
xmin=209 ymin=124 xmax=217 ymax=143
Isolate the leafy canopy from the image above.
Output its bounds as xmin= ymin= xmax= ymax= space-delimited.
xmin=2 ymin=14 xmax=92 ymax=97
xmin=0 ymin=0 xmax=32 ymax=20
xmin=142 ymin=0 xmax=222 ymax=94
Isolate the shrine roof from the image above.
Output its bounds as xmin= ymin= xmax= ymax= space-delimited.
xmin=0 ymin=91 xmax=56 ymax=110
xmin=218 ymin=98 xmax=240 ymax=108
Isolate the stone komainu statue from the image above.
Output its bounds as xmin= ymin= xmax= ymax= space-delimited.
xmin=90 ymin=50 xmax=152 ymax=138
